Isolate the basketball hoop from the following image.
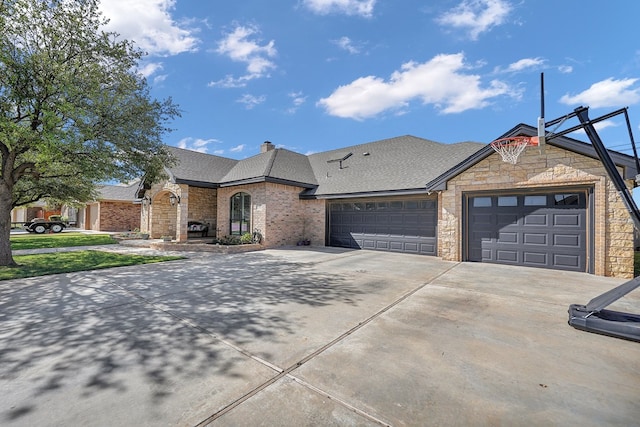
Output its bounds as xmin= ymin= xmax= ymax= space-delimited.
xmin=490 ymin=136 xmax=539 ymax=164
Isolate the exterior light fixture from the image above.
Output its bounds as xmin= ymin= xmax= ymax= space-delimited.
xmin=169 ymin=194 xmax=180 ymax=206
xmin=142 ymin=196 xmax=152 ymax=205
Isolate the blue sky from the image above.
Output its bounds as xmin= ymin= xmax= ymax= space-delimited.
xmin=99 ymin=0 xmax=640 ymax=159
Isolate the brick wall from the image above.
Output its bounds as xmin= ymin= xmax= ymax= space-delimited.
xmin=439 ymin=145 xmax=634 ymax=278
xmin=99 ymin=201 xmax=141 ymax=232
xmin=217 ymin=182 xmax=326 ymax=248
xmin=186 ymin=186 xmax=217 ymax=236
xmin=217 ymin=183 xmax=265 ymax=241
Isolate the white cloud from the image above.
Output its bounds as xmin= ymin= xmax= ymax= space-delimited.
xmin=237 ymin=94 xmax=267 ymax=109
xmin=137 ymin=62 xmax=164 ymax=78
xmin=317 ymin=53 xmax=517 ymax=120
xmin=558 ymin=65 xmax=573 ymax=74
xmin=208 ymin=74 xmax=261 ymax=88
xmin=287 ymin=91 xmax=307 ymax=113
xmin=230 ymin=144 xmax=246 ymax=153
xmin=437 ymin=0 xmax=512 ymax=40
xmin=505 ymin=57 xmax=544 ymax=73
xmin=100 ymin=0 xmax=199 ymax=56
xmin=212 ymin=24 xmax=276 ymax=87
xmin=332 ymin=36 xmax=361 ymax=54
xmin=303 ymin=0 xmax=376 ymax=17
xmin=176 ymin=137 xmax=221 ymax=153
xmin=568 ymin=120 xmax=619 ymax=137
xmin=559 ymin=78 xmax=640 ymax=108
xmin=153 ymin=74 xmax=168 ymax=85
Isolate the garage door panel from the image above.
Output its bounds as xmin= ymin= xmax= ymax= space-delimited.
xmin=362 ymin=239 xmax=375 ymax=249
xmin=554 ymin=254 xmax=581 ymax=268
xmin=363 ymin=216 xmax=376 ymax=224
xmin=524 ymin=233 xmax=547 ymax=245
xmin=554 ymin=234 xmax=581 ymax=247
xmin=468 ymin=192 xmax=587 ymax=272
xmin=403 ymin=242 xmax=419 ymax=253
xmin=554 ymin=214 xmax=580 ymax=226
xmin=389 ymin=241 xmax=404 ymax=251
xmin=498 ymin=232 xmax=518 ymax=243
xmin=523 ymin=214 xmax=547 ymax=226
xmin=523 ymin=252 xmax=547 ymax=265
xmin=473 ymin=214 xmax=492 ymax=224
xmin=497 ymin=250 xmax=518 ymax=262
xmin=420 ymin=243 xmax=436 ymax=253
xmin=497 ymin=214 xmax=518 ymax=226
xmin=330 ymin=198 xmax=437 ymax=256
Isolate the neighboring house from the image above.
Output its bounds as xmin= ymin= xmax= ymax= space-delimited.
xmin=140 ymin=128 xmax=638 ymax=278
xmin=76 ymin=181 xmax=141 ymax=232
xmin=10 ymin=201 xmax=60 ymax=226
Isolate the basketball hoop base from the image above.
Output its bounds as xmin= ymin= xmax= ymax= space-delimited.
xmin=490 ymin=136 xmax=538 ymax=164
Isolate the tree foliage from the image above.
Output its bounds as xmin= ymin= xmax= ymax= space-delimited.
xmin=0 ymin=0 xmax=179 ymax=266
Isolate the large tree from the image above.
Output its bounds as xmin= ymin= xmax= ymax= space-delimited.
xmin=0 ymin=0 xmax=178 ymax=266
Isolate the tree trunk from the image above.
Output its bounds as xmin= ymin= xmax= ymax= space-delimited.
xmin=0 ymin=183 xmax=16 ymax=267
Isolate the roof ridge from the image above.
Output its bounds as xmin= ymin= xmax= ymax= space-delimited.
xmin=264 ymin=148 xmax=278 ymax=176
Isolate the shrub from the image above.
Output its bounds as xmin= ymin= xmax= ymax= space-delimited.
xmin=240 ymin=232 xmax=253 ymax=244
xmin=212 ymin=235 xmax=241 ymax=245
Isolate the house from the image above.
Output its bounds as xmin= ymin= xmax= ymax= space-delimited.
xmin=11 ymin=182 xmax=141 ymax=232
xmin=140 ymin=128 xmax=637 ymax=278
xmin=76 ymin=181 xmax=141 ymax=232
xmin=10 ymin=201 xmax=60 ymax=227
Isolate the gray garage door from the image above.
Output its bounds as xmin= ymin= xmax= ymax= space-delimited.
xmin=329 ymin=199 xmax=437 ymax=255
xmin=467 ymin=192 xmax=588 ymax=272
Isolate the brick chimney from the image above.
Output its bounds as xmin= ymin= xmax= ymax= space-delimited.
xmin=261 ymin=141 xmax=275 ymax=153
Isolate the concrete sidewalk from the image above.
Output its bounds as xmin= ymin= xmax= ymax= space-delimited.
xmin=1 ymin=247 xmax=639 ymax=426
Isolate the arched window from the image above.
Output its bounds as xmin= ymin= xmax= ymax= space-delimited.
xmin=230 ymin=192 xmax=251 ymax=235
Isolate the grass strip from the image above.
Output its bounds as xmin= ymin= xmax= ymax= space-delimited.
xmin=10 ymin=233 xmax=118 ymax=250
xmin=0 ymin=250 xmax=183 ymax=281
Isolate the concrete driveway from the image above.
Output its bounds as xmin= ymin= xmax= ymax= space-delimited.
xmin=1 ymin=247 xmax=639 ymax=426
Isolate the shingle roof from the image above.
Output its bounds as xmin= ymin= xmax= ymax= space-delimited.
xmin=97 ymin=181 xmax=140 ymax=201
xmin=304 ymin=135 xmax=484 ymax=197
xmin=166 ymin=146 xmax=238 ymax=186
xmin=160 ymin=135 xmax=485 ymax=196
xmin=220 ymin=149 xmax=317 ymax=187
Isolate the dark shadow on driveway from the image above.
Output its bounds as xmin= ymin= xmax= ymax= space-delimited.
xmin=0 ymin=251 xmax=365 ymax=425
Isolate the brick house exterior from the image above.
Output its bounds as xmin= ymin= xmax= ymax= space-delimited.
xmin=140 ymin=130 xmax=638 ymax=278
xmin=76 ymin=182 xmax=141 ymax=232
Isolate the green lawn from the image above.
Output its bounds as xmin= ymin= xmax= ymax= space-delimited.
xmin=10 ymin=232 xmax=118 ymax=250
xmin=0 ymin=250 xmax=183 ymax=281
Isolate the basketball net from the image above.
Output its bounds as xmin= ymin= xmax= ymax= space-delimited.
xmin=490 ymin=136 xmax=539 ymax=164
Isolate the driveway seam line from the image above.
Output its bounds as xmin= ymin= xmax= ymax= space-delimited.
xmin=195 ymin=261 xmax=462 ymax=426
xmin=286 ymin=374 xmax=392 ymax=426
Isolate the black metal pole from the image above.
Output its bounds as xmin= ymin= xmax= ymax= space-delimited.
xmin=540 ymin=73 xmax=545 ymax=120
xmin=575 ymin=107 xmax=640 ymax=231
xmin=623 ymin=108 xmax=640 ymax=173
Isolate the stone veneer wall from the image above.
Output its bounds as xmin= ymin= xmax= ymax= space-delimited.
xmin=438 ymin=145 xmax=634 ymax=278
xmin=98 ymin=201 xmax=140 ymax=232
xmin=217 ymin=182 xmax=326 ymax=248
xmin=144 ymin=182 xmax=186 ymax=240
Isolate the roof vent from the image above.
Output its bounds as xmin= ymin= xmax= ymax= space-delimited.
xmin=327 ymin=152 xmax=353 ymax=169
xmin=261 ymin=141 xmax=275 ymax=153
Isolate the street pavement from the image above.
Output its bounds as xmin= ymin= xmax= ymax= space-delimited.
xmin=1 ymin=246 xmax=639 ymax=426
